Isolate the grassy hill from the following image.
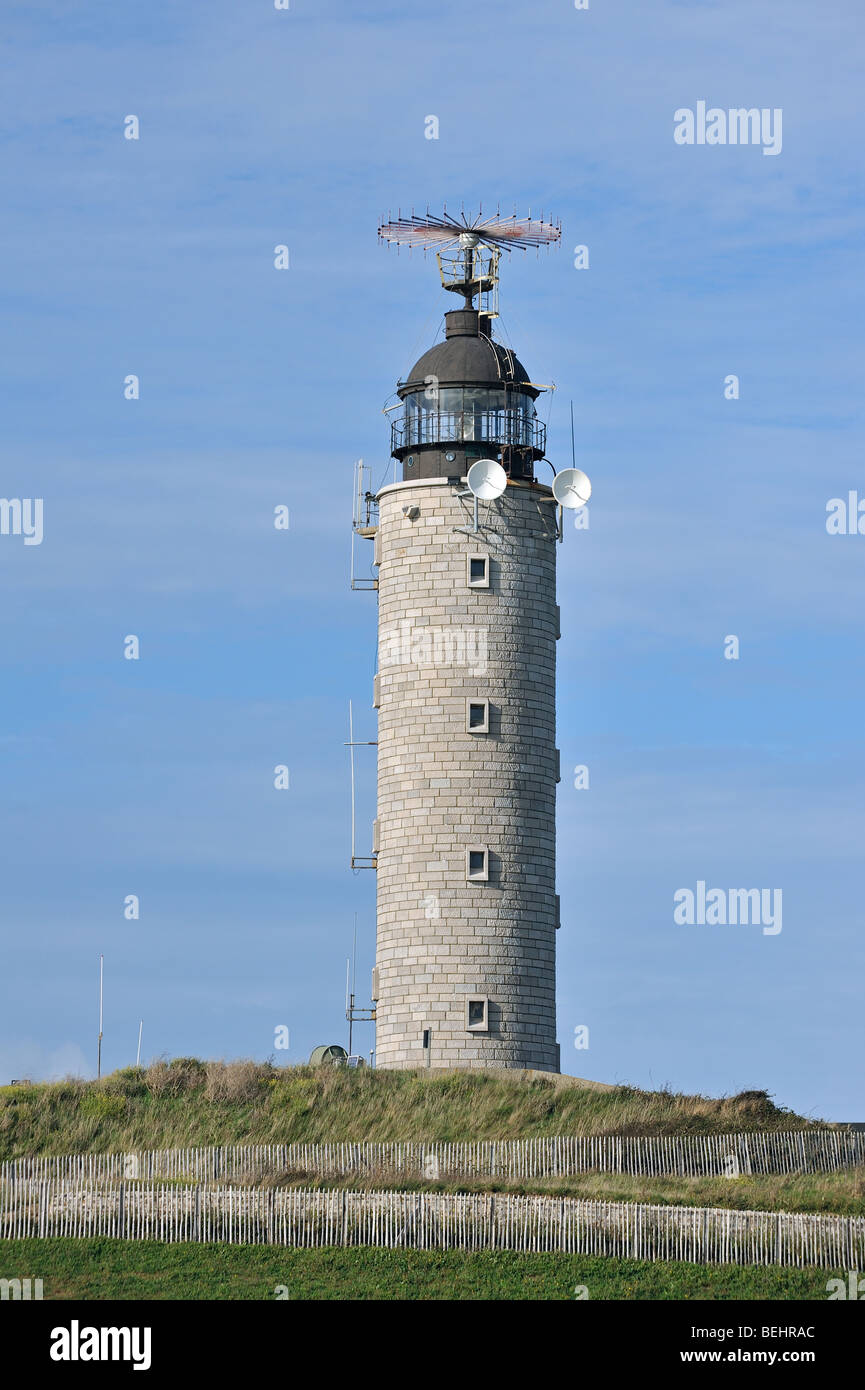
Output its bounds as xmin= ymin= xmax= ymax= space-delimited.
xmin=0 ymin=1058 xmax=821 ymax=1160
xmin=0 ymin=1062 xmax=851 ymax=1302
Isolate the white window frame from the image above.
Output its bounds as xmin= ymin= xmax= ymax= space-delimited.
xmin=466 ymin=846 xmax=489 ymax=882
xmin=465 ymin=697 xmax=490 ymax=734
xmin=466 ymin=553 xmax=490 ymax=589
xmin=466 ymin=997 xmax=489 ymax=1032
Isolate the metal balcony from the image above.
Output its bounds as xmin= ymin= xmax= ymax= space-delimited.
xmin=391 ymin=408 xmax=545 ymax=456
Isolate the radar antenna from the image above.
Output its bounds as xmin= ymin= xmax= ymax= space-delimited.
xmin=378 ymin=207 xmax=561 ymax=316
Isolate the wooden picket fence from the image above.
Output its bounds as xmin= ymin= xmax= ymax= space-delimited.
xmin=3 ymin=1129 xmax=863 ymax=1186
xmin=0 ymin=1178 xmax=861 ymax=1269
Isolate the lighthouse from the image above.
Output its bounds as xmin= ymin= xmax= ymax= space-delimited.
xmin=363 ymin=212 xmax=578 ymax=1074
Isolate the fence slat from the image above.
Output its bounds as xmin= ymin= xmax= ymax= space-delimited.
xmin=3 ymin=1129 xmax=863 ymax=1190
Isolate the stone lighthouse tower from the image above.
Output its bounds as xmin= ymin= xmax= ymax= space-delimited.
xmin=367 ymin=213 xmax=566 ymax=1073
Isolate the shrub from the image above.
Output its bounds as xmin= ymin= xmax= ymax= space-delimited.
xmin=143 ymin=1058 xmax=207 ymax=1099
xmin=101 ymin=1068 xmax=147 ymax=1099
xmin=270 ymin=1077 xmax=319 ymax=1114
xmin=203 ymin=1060 xmax=267 ymax=1103
xmin=143 ymin=1062 xmax=173 ymax=1098
xmin=81 ymin=1092 xmax=127 ymax=1121
xmin=729 ymin=1090 xmax=782 ymax=1121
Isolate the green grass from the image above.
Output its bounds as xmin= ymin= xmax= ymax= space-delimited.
xmin=0 ymin=1059 xmax=822 ymax=1159
xmin=248 ymin=1168 xmax=865 ymax=1216
xmin=0 ymin=1237 xmax=840 ymax=1301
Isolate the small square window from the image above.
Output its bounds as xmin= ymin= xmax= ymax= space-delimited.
xmin=466 ymin=997 xmax=489 ymax=1032
xmin=466 ymin=847 xmax=489 ymax=881
xmin=466 ymin=698 xmax=489 ymax=733
xmin=466 ymin=553 xmax=490 ymax=588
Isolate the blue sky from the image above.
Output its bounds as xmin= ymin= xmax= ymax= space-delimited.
xmin=1 ymin=0 xmax=863 ymax=1119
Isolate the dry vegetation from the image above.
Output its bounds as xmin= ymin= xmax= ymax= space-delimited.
xmin=251 ymin=1168 xmax=864 ymax=1216
xmin=0 ymin=1058 xmax=823 ymax=1161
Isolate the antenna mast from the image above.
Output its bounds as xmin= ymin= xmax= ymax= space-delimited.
xmin=345 ymin=912 xmax=375 ymax=1056
xmin=351 ymin=460 xmax=379 ymax=590
xmin=97 ymin=954 xmax=104 ymax=1080
xmin=345 ymin=700 xmax=378 ymax=869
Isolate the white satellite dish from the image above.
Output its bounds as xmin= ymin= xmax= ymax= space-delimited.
xmin=466 ymin=459 xmax=507 ymax=501
xmin=552 ymin=467 xmax=592 ymax=509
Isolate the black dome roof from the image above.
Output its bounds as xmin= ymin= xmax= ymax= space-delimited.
xmin=398 ymin=309 xmax=537 ymax=398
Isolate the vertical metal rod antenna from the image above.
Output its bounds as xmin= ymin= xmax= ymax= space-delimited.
xmin=350 ymin=458 xmax=364 ymax=588
xmin=350 ymin=914 xmax=358 ymax=1056
xmin=350 ymin=462 xmax=356 ymax=588
xmin=349 ymin=700 xmax=356 ymax=862
xmin=136 ymin=1019 xmax=143 ymax=1069
xmin=97 ymin=954 xmax=104 ymax=1080
xmin=345 ymin=958 xmax=352 ymax=1055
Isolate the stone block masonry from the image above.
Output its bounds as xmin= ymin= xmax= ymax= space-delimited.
xmin=374 ymin=476 xmax=559 ymax=1072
